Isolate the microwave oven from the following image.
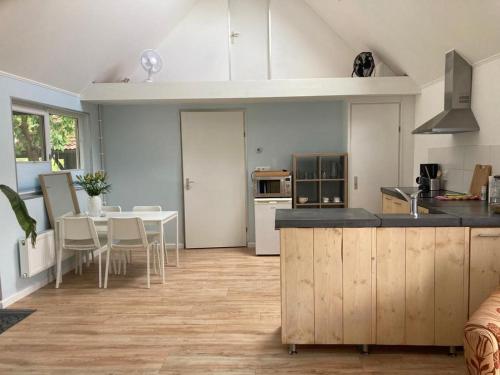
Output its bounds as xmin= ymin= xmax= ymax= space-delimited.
xmin=252 ymin=171 xmax=292 ymax=198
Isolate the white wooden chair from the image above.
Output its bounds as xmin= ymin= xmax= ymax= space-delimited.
xmin=132 ymin=206 xmax=163 ymax=273
xmin=104 ymin=217 xmax=159 ymax=288
xmin=55 ymin=216 xmax=108 ymax=288
xmin=97 ymin=205 xmax=122 ymax=272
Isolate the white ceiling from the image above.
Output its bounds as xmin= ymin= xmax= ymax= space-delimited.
xmin=0 ymin=0 xmax=197 ymax=93
xmin=306 ymin=0 xmax=500 ymax=85
xmin=1 ymin=0 xmax=500 ymax=93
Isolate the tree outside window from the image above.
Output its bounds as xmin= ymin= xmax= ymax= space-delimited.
xmin=49 ymin=114 xmax=79 ymax=171
xmin=12 ymin=112 xmax=46 ymax=162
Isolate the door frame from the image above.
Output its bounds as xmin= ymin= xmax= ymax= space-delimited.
xmin=347 ymin=97 xmax=415 ymax=208
xmin=179 ymin=109 xmax=249 ymax=248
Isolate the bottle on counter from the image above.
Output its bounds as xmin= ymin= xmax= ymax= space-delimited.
xmin=480 ymin=185 xmax=487 ymax=201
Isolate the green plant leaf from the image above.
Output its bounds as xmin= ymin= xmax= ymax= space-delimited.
xmin=0 ymin=184 xmax=37 ymax=247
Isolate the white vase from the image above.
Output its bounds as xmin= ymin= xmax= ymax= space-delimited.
xmin=88 ymin=195 xmax=102 ymax=217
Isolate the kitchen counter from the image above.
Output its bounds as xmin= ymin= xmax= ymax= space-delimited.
xmin=275 ymin=207 xmax=462 ymax=228
xmin=275 ymin=208 xmax=380 ymax=228
xmin=381 ymin=187 xmax=500 ymax=227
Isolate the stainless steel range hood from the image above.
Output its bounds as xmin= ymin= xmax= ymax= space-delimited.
xmin=412 ymin=50 xmax=479 ymax=134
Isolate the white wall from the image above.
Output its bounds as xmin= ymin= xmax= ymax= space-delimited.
xmin=414 ymin=55 xmax=500 ymax=192
xmin=130 ymin=0 xmax=230 ymax=82
xmin=270 ymin=0 xmax=354 ymax=79
xmin=129 ymin=0 xmax=357 ymax=82
xmin=0 ymin=72 xmax=99 ymax=302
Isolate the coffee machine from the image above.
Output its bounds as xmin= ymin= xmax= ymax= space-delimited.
xmin=416 ymin=163 xmax=440 ymax=192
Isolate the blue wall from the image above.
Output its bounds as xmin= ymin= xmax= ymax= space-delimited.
xmin=102 ymin=101 xmax=347 ymax=244
xmin=0 ymin=73 xmax=99 ymax=302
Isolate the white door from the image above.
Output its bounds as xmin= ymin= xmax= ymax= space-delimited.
xmin=229 ymin=0 xmax=269 ymax=80
xmin=181 ymin=111 xmax=247 ymax=248
xmin=349 ymin=103 xmax=400 ymax=213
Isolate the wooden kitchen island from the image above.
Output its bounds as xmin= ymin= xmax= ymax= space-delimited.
xmin=275 ymin=208 xmax=484 ymax=354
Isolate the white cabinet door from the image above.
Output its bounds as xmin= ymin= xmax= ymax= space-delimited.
xmin=181 ymin=111 xmax=247 ymax=249
xmin=229 ymin=0 xmax=269 ymax=80
xmin=349 ymin=103 xmax=400 ymax=213
xmin=255 ymin=199 xmax=291 ymax=255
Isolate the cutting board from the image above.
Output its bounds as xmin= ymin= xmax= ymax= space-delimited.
xmin=469 ymin=164 xmax=492 ymax=196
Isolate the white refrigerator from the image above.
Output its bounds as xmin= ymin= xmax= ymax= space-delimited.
xmin=254 ymin=198 xmax=292 ymax=255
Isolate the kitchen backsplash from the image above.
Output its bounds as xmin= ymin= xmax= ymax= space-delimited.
xmin=428 ymin=145 xmax=500 ymax=193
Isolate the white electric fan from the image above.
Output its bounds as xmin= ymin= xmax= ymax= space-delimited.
xmin=140 ymin=49 xmax=163 ymax=82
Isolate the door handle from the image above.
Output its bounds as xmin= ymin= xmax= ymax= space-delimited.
xmin=354 ymin=176 xmax=358 ymax=190
xmin=185 ymin=178 xmax=195 ymax=190
xmin=477 ymin=233 xmax=500 ymax=238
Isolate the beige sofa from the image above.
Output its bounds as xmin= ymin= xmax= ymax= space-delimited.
xmin=465 ymin=289 xmax=500 ymax=375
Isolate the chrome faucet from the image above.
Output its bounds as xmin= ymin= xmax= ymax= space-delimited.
xmin=395 ymin=188 xmax=422 ymax=218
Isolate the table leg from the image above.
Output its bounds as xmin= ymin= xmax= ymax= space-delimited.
xmin=160 ymin=220 xmax=165 ymax=284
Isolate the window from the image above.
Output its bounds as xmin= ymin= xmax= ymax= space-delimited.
xmin=49 ymin=114 xmax=80 ymax=171
xmin=12 ymin=103 xmax=84 ymax=194
xmin=12 ymin=111 xmax=46 ymax=162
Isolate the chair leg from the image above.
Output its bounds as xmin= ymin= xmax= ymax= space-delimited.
xmin=123 ymin=253 xmax=127 ymax=276
xmin=164 ymin=244 xmax=169 ymax=265
xmin=104 ymin=249 xmax=111 ymax=288
xmin=55 ymin=247 xmax=63 ymax=288
xmin=98 ymin=253 xmax=102 ymax=288
xmin=86 ymin=251 xmax=91 ymax=267
xmin=152 ymin=244 xmax=158 ymax=274
xmin=146 ymin=246 xmax=150 ymax=289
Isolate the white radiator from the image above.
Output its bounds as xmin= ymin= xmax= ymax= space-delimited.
xmin=18 ymin=230 xmax=71 ymax=278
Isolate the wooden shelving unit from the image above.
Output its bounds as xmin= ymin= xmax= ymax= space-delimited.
xmin=292 ymin=153 xmax=348 ymax=208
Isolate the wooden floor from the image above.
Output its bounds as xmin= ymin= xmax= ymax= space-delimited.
xmin=0 ymin=248 xmax=465 ymax=374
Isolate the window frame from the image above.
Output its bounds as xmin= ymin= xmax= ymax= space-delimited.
xmin=11 ymin=103 xmax=84 ymax=171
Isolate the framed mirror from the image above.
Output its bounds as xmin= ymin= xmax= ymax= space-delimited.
xmin=39 ymin=172 xmax=80 ymax=228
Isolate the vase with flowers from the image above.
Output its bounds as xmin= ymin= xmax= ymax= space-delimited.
xmin=76 ymin=171 xmax=111 ymax=217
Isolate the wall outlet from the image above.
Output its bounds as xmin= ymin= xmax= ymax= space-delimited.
xmin=255 ymin=166 xmax=271 ymax=171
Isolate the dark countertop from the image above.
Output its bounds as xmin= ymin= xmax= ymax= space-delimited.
xmin=376 ymin=213 xmax=461 ymax=227
xmin=275 ymin=208 xmax=380 ymax=228
xmin=381 ymin=187 xmax=500 ymax=227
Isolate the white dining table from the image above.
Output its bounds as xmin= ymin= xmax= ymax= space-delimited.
xmin=55 ymin=210 xmax=178 ymax=287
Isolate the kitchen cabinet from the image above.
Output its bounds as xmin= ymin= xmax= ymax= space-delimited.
xmin=381 ymin=193 xmax=429 ymax=214
xmin=376 ymin=227 xmax=469 ymax=346
xmin=469 ymin=228 xmax=500 ymax=315
xmin=280 ymin=228 xmax=315 ymax=344
xmin=281 ymin=226 xmax=469 ymax=347
xmin=281 ymin=227 xmax=375 ymax=345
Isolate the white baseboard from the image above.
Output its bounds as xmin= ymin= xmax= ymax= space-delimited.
xmin=0 ymin=273 xmax=55 ymax=308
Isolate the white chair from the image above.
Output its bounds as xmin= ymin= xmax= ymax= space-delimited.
xmin=97 ymin=205 xmax=123 ymax=272
xmin=55 ymin=216 xmax=108 ymax=288
xmin=132 ymin=206 xmax=163 ymax=273
xmin=133 ymin=205 xmax=178 ymax=268
xmin=104 ymin=217 xmax=159 ymax=288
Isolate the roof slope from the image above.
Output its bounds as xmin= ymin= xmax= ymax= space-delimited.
xmin=0 ymin=0 xmax=197 ymax=93
xmin=1 ymin=0 xmax=499 ymax=92
xmin=306 ymin=0 xmax=500 ymax=85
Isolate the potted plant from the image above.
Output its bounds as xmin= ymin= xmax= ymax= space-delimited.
xmin=76 ymin=171 xmax=111 ymax=217
xmin=0 ymin=185 xmax=37 ymax=246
